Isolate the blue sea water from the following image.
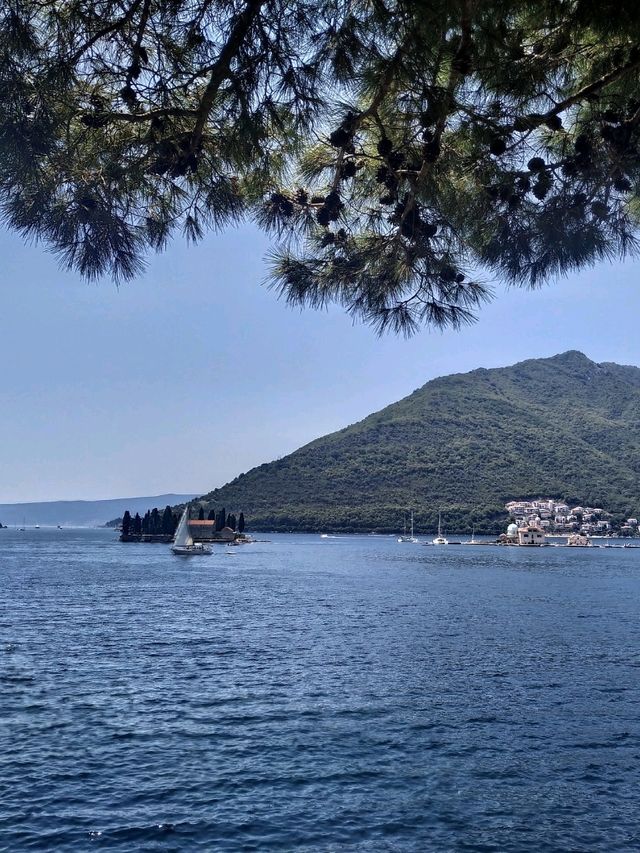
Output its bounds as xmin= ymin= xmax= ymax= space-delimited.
xmin=1 ymin=528 xmax=639 ymax=851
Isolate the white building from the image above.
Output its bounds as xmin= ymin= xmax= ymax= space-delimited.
xmin=518 ymin=525 xmax=545 ymax=546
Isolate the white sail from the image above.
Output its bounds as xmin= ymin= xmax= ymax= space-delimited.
xmin=173 ymin=507 xmax=193 ymax=548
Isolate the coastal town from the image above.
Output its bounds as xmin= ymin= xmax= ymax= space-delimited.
xmin=504 ymin=498 xmax=638 ymax=537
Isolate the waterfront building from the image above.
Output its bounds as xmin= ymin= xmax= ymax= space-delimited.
xmin=517 ymin=525 xmax=545 ymax=546
xmin=188 ymin=520 xmax=236 ymax=542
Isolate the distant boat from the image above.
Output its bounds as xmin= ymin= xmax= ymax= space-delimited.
xmin=398 ymin=510 xmax=418 ymax=543
xmin=171 ymin=506 xmax=212 ymax=556
xmin=432 ymin=513 xmax=449 ymax=546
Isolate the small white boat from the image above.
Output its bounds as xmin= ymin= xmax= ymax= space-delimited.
xmin=172 ymin=542 xmax=211 ymax=555
xmin=432 ymin=512 xmax=449 ymax=545
xmin=398 ymin=510 xmax=419 ymax=543
xmin=171 ymin=506 xmax=212 ymax=556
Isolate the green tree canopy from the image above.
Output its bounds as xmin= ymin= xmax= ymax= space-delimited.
xmin=3 ymin=1 xmax=640 ymax=333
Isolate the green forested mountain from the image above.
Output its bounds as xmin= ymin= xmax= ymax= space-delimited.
xmin=195 ymin=352 xmax=640 ymax=533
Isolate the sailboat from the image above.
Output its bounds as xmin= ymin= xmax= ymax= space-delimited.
xmin=463 ymin=525 xmax=478 ymax=545
xmin=432 ymin=512 xmax=449 ymax=545
xmin=398 ymin=510 xmax=419 ymax=543
xmin=171 ymin=506 xmax=212 ymax=556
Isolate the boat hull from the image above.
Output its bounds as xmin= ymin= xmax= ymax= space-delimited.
xmin=171 ymin=545 xmax=212 ymax=556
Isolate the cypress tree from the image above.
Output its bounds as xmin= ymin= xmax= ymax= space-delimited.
xmin=142 ymin=510 xmax=150 ymax=534
xmin=150 ymin=507 xmax=160 ymax=534
xmin=207 ymin=509 xmax=216 ymax=521
xmin=133 ymin=512 xmax=142 ymax=534
xmin=122 ymin=510 xmax=131 ymax=536
xmin=238 ymin=513 xmax=245 ymax=533
xmin=198 ymin=505 xmax=205 ymax=521
xmin=162 ymin=505 xmax=174 ymax=534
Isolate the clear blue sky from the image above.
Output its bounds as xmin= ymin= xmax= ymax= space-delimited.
xmin=1 ymin=221 xmax=639 ymax=503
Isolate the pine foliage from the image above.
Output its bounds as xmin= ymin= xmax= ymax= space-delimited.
xmin=3 ymin=1 xmax=640 ymax=330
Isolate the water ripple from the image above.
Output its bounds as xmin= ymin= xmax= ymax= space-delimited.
xmin=1 ymin=528 xmax=640 ymax=851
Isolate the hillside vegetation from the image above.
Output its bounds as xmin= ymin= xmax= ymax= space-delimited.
xmin=193 ymin=352 xmax=640 ymax=534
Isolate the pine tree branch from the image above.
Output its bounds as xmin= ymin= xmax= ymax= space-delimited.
xmin=68 ymin=0 xmax=144 ymax=64
xmin=189 ymin=0 xmax=267 ymax=152
xmin=124 ymin=0 xmax=153 ymax=86
xmin=544 ymin=49 xmax=640 ymax=118
xmin=99 ymin=107 xmax=200 ymax=123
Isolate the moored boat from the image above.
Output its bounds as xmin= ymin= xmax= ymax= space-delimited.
xmin=398 ymin=510 xmax=419 ymax=543
xmin=432 ymin=512 xmax=449 ymax=545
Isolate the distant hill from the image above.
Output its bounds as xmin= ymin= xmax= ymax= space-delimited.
xmin=0 ymin=494 xmax=197 ymax=527
xmin=190 ymin=352 xmax=640 ymax=533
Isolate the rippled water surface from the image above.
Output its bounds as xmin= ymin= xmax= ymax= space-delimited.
xmin=1 ymin=528 xmax=640 ymax=851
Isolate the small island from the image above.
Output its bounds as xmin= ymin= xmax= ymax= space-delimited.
xmin=115 ymin=504 xmax=248 ymax=544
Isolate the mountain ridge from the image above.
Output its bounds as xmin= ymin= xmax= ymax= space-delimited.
xmin=0 ymin=494 xmax=197 ymax=527
xmin=190 ymin=351 xmax=640 ymax=533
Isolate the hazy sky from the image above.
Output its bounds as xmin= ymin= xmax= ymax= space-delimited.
xmin=2 ymin=221 xmax=640 ymax=503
